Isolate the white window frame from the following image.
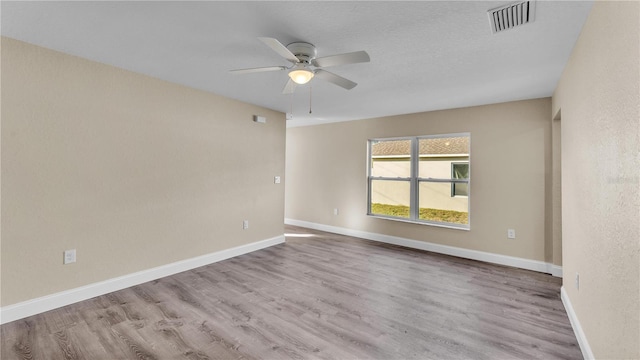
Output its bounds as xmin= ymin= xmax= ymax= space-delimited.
xmin=367 ymin=133 xmax=470 ymax=230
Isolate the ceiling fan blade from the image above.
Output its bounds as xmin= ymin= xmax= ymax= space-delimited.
xmin=282 ymin=78 xmax=297 ymax=94
xmin=312 ymin=51 xmax=370 ymax=68
xmin=259 ymin=37 xmax=299 ymax=63
xmin=314 ymin=69 xmax=357 ymax=90
xmin=229 ymin=66 xmax=286 ymax=75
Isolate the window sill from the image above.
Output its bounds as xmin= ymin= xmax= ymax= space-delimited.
xmin=367 ymin=214 xmax=470 ymax=231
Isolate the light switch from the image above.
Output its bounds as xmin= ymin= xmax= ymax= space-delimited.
xmin=64 ymin=249 xmax=76 ymax=264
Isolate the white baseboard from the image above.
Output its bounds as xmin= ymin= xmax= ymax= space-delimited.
xmin=0 ymin=235 xmax=285 ymax=325
xmin=561 ymin=286 xmax=593 ymax=359
xmin=285 ymin=218 xmax=562 ymax=277
xmin=547 ymin=264 xmax=563 ymax=277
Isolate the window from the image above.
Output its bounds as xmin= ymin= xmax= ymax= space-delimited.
xmin=368 ymin=133 xmax=470 ymax=229
xmin=451 ymin=162 xmax=469 ymax=197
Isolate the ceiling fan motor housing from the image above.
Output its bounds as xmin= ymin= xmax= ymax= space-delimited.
xmin=287 ymin=42 xmax=317 ymax=63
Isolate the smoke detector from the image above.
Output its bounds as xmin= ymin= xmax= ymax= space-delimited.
xmin=488 ymin=1 xmax=536 ymax=34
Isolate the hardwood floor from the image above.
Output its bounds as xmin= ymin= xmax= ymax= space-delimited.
xmin=1 ymin=225 xmax=582 ymax=359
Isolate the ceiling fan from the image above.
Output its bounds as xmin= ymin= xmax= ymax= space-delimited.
xmin=230 ymin=37 xmax=370 ymax=94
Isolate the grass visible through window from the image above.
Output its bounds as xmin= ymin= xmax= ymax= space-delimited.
xmin=371 ymin=203 xmax=468 ymax=225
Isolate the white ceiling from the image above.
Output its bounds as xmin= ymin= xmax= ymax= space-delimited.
xmin=2 ymin=1 xmax=593 ymax=127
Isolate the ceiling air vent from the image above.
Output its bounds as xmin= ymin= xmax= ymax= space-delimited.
xmin=488 ymin=0 xmax=536 ymax=34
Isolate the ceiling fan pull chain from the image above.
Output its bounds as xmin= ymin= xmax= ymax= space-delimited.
xmin=309 ymin=86 xmax=313 ymax=114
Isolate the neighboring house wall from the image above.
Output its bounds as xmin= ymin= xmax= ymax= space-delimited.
xmin=552 ymin=2 xmax=639 ymax=359
xmin=419 ymin=182 xmax=468 ymax=213
xmin=286 ymin=98 xmax=551 ymax=263
xmin=371 ymin=157 xmax=468 ymax=178
xmin=371 ymin=157 xmax=469 ymax=212
xmin=1 ymin=38 xmax=286 ymax=307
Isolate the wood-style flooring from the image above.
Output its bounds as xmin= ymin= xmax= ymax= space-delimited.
xmin=1 ymin=225 xmax=582 ymax=359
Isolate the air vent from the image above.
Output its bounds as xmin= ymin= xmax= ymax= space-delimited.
xmin=488 ymin=1 xmax=536 ymax=34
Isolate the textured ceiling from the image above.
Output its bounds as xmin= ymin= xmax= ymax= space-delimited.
xmin=1 ymin=1 xmax=593 ymax=127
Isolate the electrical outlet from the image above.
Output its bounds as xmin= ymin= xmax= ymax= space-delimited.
xmin=507 ymin=229 xmax=516 ymax=239
xmin=333 ymin=208 xmax=339 ymax=215
xmin=242 ymin=220 xmax=249 ymax=230
xmin=575 ymin=273 xmax=580 ymax=290
xmin=63 ymin=249 xmax=76 ymax=264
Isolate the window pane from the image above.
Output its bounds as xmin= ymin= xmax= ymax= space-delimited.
xmin=452 ymin=163 xmax=469 ymax=196
xmin=452 ymin=163 xmax=469 ymax=179
xmin=370 ymin=139 xmax=411 ymax=178
xmin=419 ymin=136 xmax=469 ymax=179
xmin=370 ymin=180 xmax=411 ymax=218
xmin=419 ymin=182 xmax=469 ymax=225
xmin=452 ymin=182 xmax=469 ymax=197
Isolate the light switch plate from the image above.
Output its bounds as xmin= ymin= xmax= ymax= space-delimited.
xmin=64 ymin=249 xmax=76 ymax=264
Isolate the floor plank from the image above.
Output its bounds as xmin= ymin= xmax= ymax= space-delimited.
xmin=1 ymin=225 xmax=582 ymax=359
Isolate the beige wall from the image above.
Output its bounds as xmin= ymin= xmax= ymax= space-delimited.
xmin=551 ymin=112 xmax=562 ymax=267
xmin=1 ymin=38 xmax=286 ymax=307
xmin=552 ymin=2 xmax=640 ymax=359
xmin=286 ymin=98 xmax=553 ymax=262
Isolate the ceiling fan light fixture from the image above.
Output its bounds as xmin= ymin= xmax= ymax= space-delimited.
xmin=288 ymin=68 xmax=314 ymax=84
